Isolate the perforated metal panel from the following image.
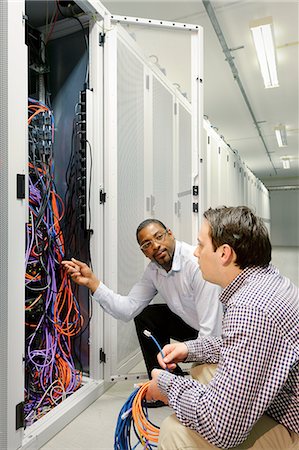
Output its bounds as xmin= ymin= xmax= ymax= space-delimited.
xmin=204 ymin=122 xmax=270 ymax=223
xmin=239 ymin=163 xmax=245 ymax=204
xmin=105 ymin=23 xmax=205 ymax=375
xmin=178 ymin=104 xmax=191 ymax=194
xmin=117 ymin=39 xmax=145 ymax=366
xmin=218 ymin=145 xmax=229 ymax=205
xmin=152 ymin=77 xmax=174 ymax=228
xmin=229 ymin=153 xmax=240 ymax=206
xmin=209 ymin=138 xmax=220 ymax=207
xmin=0 ymin=1 xmax=8 ymax=448
xmin=178 ymin=103 xmax=192 ymax=242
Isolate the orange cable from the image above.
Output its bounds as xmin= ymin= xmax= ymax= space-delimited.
xmin=131 ymin=381 xmax=160 ymax=444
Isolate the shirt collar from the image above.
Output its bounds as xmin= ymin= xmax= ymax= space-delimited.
xmin=150 ymin=240 xmax=181 ymax=275
xmin=219 ymin=264 xmax=274 ymax=306
xmin=171 ymin=240 xmax=181 ymax=272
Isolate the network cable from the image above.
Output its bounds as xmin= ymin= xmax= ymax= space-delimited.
xmin=114 ymin=330 xmax=167 ymax=449
xmin=25 ymin=98 xmax=83 ymax=426
xmin=143 ymin=330 xmax=166 ymax=362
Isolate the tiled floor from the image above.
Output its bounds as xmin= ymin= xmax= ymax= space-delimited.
xmin=40 ymin=246 xmax=298 ymax=450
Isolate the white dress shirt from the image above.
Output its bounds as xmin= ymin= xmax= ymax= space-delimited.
xmin=92 ymin=240 xmax=223 ymax=336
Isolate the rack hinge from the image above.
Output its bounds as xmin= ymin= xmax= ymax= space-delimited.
xmin=16 ymin=401 xmax=24 ymax=430
xmin=99 ymin=188 xmax=107 ymax=204
xmin=99 ymin=32 xmax=106 ymax=46
xmin=99 ymin=348 xmax=106 ymax=363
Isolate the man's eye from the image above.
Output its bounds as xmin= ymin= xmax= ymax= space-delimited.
xmin=142 ymin=242 xmax=150 ymax=249
xmin=155 ymin=234 xmax=163 ymax=240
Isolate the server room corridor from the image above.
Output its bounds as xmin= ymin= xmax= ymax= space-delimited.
xmin=39 ymin=246 xmax=298 ymax=450
xmin=1 ymin=2 xmax=298 ymax=449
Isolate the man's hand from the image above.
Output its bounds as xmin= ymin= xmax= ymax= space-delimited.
xmin=146 ymin=369 xmax=169 ymax=405
xmin=61 ymin=258 xmax=100 ymax=293
xmin=158 ymin=342 xmax=189 ymax=370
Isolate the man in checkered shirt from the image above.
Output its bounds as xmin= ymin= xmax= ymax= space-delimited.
xmin=147 ymin=206 xmax=299 ymax=449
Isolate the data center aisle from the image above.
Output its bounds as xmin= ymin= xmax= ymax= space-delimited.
xmin=40 ymin=246 xmax=298 ymax=450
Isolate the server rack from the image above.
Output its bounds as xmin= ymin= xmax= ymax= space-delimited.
xmin=1 ymin=2 xmax=205 ymax=448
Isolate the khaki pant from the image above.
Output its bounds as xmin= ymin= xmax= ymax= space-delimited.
xmin=158 ymin=364 xmax=299 ymax=450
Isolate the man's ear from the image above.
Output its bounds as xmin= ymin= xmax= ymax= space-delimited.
xmin=167 ymin=228 xmax=174 ymax=238
xmin=220 ymin=244 xmax=236 ymax=266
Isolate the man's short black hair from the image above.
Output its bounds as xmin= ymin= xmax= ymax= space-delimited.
xmin=136 ymin=219 xmax=167 ymax=243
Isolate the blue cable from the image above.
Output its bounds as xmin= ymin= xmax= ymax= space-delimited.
xmin=114 ymin=387 xmax=139 ymax=450
xmin=114 ymin=330 xmax=164 ymax=450
xmin=143 ymin=330 xmax=168 ymax=371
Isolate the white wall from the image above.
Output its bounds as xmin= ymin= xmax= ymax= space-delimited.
xmin=269 ymin=189 xmax=299 ymax=247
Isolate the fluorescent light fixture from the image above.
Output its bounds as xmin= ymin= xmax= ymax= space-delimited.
xmin=281 ymin=158 xmax=291 ymax=169
xmin=275 ymin=124 xmax=288 ymax=147
xmin=250 ymin=17 xmax=279 ymax=88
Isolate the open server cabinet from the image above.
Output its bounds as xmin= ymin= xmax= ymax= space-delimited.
xmin=0 ymin=1 xmax=203 ymax=448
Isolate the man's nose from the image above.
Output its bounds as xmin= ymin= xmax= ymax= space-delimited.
xmin=152 ymin=240 xmax=160 ymax=249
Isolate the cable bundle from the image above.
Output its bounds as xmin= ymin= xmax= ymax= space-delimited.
xmin=114 ymin=381 xmax=160 ymax=450
xmin=114 ymin=330 xmax=166 ymax=449
xmin=63 ymin=89 xmax=93 ymax=263
xmin=25 ymin=98 xmax=83 ymax=425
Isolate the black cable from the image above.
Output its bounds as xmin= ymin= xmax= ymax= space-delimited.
xmin=55 ymin=0 xmax=89 ymax=88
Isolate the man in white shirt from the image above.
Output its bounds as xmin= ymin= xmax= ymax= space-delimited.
xmin=62 ymin=219 xmax=222 ymax=397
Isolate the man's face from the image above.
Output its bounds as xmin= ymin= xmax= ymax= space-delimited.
xmin=194 ymin=219 xmax=221 ymax=284
xmin=138 ymin=223 xmax=176 ymax=270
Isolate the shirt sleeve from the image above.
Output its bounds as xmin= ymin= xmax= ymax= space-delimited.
xmin=184 ymin=335 xmax=222 ymax=364
xmin=91 ymin=266 xmax=158 ymax=322
xmin=157 ymin=305 xmax=294 ymax=448
xmin=192 ymin=268 xmax=223 ymax=337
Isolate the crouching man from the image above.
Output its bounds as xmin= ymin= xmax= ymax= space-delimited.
xmin=147 ymin=206 xmax=299 ymax=449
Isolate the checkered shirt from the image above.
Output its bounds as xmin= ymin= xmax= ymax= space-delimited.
xmin=158 ymin=264 xmax=299 ymax=448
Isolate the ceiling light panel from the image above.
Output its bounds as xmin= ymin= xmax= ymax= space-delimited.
xmin=281 ymin=158 xmax=291 ymax=169
xmin=250 ymin=17 xmax=279 ymax=89
xmin=275 ymin=124 xmax=288 ymax=147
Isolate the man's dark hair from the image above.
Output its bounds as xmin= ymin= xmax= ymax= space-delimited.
xmin=203 ymin=206 xmax=272 ymax=269
xmin=136 ymin=219 xmax=167 ymax=243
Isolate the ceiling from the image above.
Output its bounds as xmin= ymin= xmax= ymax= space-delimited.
xmin=26 ymin=0 xmax=299 ymax=188
xmin=100 ymin=0 xmax=299 ymax=188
